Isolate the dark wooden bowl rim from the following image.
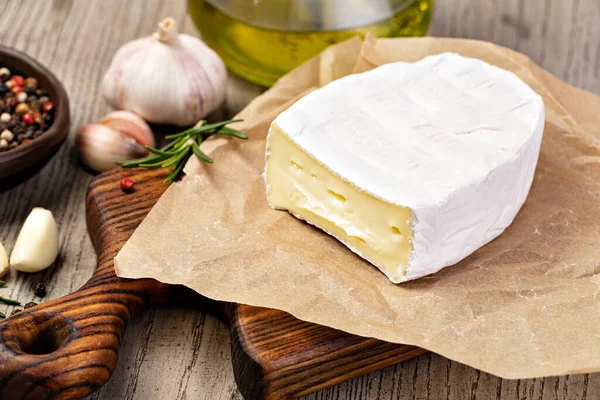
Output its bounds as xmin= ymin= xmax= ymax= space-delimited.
xmin=0 ymin=45 xmax=70 ymax=179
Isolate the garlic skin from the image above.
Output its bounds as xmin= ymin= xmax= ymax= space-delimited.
xmin=10 ymin=208 xmax=60 ymax=273
xmin=102 ymin=17 xmax=227 ymax=127
xmin=100 ymin=111 xmax=155 ymax=149
xmin=0 ymin=241 xmax=8 ymax=278
xmin=76 ymin=124 xmax=148 ymax=172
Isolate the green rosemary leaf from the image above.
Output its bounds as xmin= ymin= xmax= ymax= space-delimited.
xmin=172 ymin=136 xmax=192 ymax=151
xmin=0 ymin=296 xmax=20 ymax=306
xmin=146 ymin=146 xmax=179 ymax=157
xmin=192 ymin=141 xmax=213 ymax=163
xmin=216 ymin=127 xmax=248 ymax=140
xmin=121 ymin=153 xmax=163 ymax=168
xmin=186 ymin=119 xmax=244 ymax=137
xmin=139 ymin=160 xmax=167 ymax=168
xmin=0 ymin=280 xmax=5 ymax=287
xmin=160 ymin=136 xmax=185 ymax=151
xmin=164 ymin=153 xmax=191 ymax=183
xmin=164 ymin=121 xmax=206 ymax=139
xmin=161 ymin=145 xmax=191 ymax=168
xmin=0 ymin=311 xmax=5 ymax=319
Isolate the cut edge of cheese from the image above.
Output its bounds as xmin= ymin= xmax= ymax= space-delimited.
xmin=265 ymin=124 xmax=414 ymax=283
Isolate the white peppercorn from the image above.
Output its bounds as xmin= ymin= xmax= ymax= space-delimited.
xmin=1 ymin=129 xmax=14 ymax=141
xmin=0 ymin=113 xmax=10 ymax=122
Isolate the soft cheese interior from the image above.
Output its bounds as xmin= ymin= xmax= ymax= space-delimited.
xmin=266 ymin=126 xmax=413 ymax=282
xmin=264 ymin=53 xmax=545 ymax=283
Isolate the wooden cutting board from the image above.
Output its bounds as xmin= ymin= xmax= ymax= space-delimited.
xmin=0 ymin=167 xmax=427 ymax=400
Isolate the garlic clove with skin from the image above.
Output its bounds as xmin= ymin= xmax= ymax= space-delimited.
xmin=76 ymin=124 xmax=148 ymax=173
xmin=100 ymin=111 xmax=155 ymax=148
xmin=10 ymin=208 xmax=60 ymax=273
xmin=102 ymin=17 xmax=227 ymax=127
xmin=0 ymin=241 xmax=8 ymax=278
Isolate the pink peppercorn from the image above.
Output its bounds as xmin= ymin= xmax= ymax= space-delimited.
xmin=42 ymin=100 xmax=54 ymax=113
xmin=22 ymin=113 xmax=34 ymax=125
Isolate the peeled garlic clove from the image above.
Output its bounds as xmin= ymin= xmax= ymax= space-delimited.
xmin=76 ymin=124 xmax=148 ymax=172
xmin=10 ymin=208 xmax=60 ymax=273
xmin=100 ymin=110 xmax=155 ymax=148
xmin=102 ymin=17 xmax=227 ymax=127
xmin=0 ymin=241 xmax=8 ymax=278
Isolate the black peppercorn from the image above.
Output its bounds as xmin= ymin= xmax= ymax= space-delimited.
xmin=13 ymin=125 xmax=25 ymax=135
xmin=24 ymin=301 xmax=38 ymax=309
xmin=32 ymin=282 xmax=46 ymax=297
xmin=0 ymin=84 xmax=8 ymax=95
xmin=23 ymin=86 xmax=35 ymax=95
xmin=10 ymin=309 xmax=21 ymax=316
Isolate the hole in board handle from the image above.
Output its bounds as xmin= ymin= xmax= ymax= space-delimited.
xmin=11 ymin=311 xmax=76 ymax=355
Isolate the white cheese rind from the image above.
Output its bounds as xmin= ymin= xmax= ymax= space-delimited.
xmin=267 ymin=53 xmax=545 ymax=282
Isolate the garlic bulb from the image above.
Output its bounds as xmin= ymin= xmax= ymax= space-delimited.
xmin=0 ymin=241 xmax=8 ymax=278
xmin=100 ymin=111 xmax=155 ymax=148
xmin=76 ymin=110 xmax=155 ymax=173
xmin=76 ymin=123 xmax=149 ymax=173
xmin=10 ymin=208 xmax=59 ymax=273
xmin=102 ymin=17 xmax=227 ymax=127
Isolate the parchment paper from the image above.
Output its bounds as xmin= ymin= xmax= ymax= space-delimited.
xmin=115 ymin=36 xmax=600 ymax=379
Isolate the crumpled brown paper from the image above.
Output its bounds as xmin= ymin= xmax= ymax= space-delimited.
xmin=115 ymin=36 xmax=600 ymax=379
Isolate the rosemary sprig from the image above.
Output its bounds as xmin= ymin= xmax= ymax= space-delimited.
xmin=0 ymin=296 xmax=20 ymax=306
xmin=121 ymin=119 xmax=247 ymax=183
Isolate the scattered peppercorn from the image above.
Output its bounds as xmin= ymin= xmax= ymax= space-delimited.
xmin=32 ymin=281 xmax=46 ymax=297
xmin=11 ymin=75 xmax=24 ymax=87
xmin=42 ymin=100 xmax=53 ymax=113
xmin=119 ymin=177 xmax=135 ymax=192
xmin=15 ymin=103 xmax=29 ymax=115
xmin=1 ymin=129 xmax=14 ymax=141
xmin=24 ymin=77 xmax=37 ymax=88
xmin=24 ymin=301 xmax=38 ymax=309
xmin=10 ymin=309 xmax=21 ymax=316
xmin=0 ymin=66 xmax=55 ymax=152
xmin=22 ymin=113 xmax=34 ymax=125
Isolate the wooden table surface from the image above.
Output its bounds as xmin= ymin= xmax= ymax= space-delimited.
xmin=0 ymin=0 xmax=599 ymax=399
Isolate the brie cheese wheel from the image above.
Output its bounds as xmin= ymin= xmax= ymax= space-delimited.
xmin=264 ymin=53 xmax=545 ymax=283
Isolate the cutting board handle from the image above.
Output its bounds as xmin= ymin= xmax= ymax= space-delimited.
xmin=0 ymin=258 xmax=170 ymax=399
xmin=0 ymin=170 xmax=178 ymax=399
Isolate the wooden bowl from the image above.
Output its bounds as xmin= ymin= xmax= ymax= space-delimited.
xmin=0 ymin=46 xmax=70 ymax=180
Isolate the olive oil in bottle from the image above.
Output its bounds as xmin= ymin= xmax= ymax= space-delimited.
xmin=188 ymin=0 xmax=434 ymax=87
